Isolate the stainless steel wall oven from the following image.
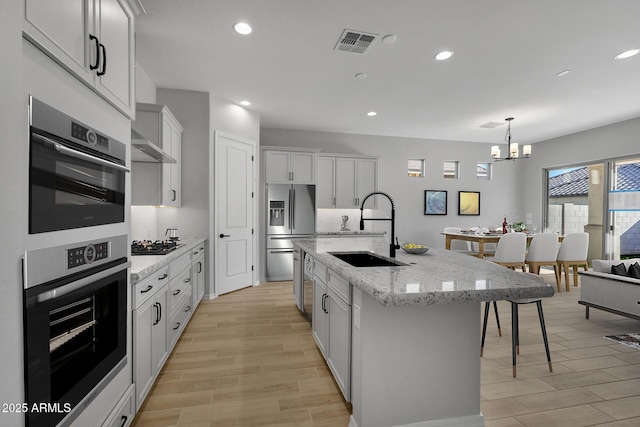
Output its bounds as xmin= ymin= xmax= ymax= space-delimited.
xmin=23 ymin=235 xmax=129 ymax=427
xmin=28 ymin=96 xmax=129 ymax=234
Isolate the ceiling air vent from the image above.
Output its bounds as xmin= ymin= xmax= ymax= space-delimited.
xmin=478 ymin=121 xmax=505 ymax=129
xmin=334 ymin=29 xmax=378 ymax=54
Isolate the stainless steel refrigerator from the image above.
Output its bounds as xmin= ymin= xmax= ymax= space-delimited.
xmin=266 ymin=184 xmax=315 ymax=281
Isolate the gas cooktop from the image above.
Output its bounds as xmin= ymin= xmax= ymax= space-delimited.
xmin=131 ymin=240 xmax=185 ymax=255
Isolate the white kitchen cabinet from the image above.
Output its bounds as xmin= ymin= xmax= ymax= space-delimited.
xmin=326 ymin=271 xmax=351 ymax=401
xmin=316 ymin=156 xmax=336 ymax=208
xmin=191 ymin=243 xmax=206 ymax=308
xmin=133 ymin=281 xmax=168 ymax=410
xmin=308 ymin=256 xmax=352 ymax=401
xmin=167 ymin=256 xmax=193 ymax=349
xmin=132 ymin=103 xmax=184 ymax=206
xmin=265 ymin=150 xmax=316 ymax=184
xmin=293 ymin=247 xmax=303 ymax=311
xmin=312 ymin=260 xmax=329 ymax=357
xmin=101 ymin=384 xmax=135 ymax=427
xmin=318 ymin=155 xmax=378 ymax=208
xmin=22 ymin=0 xmax=137 ymax=118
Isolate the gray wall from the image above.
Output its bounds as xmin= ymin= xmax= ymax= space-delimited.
xmin=260 ymin=128 xmax=525 ymax=250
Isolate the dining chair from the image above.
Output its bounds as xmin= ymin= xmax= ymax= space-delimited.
xmin=556 ymin=232 xmax=589 ymax=291
xmin=480 ymin=274 xmax=553 ymax=378
xmin=525 ymin=233 xmax=560 ymax=290
xmin=443 ymin=227 xmax=474 ymax=254
xmin=491 ymin=232 xmax=527 ymax=271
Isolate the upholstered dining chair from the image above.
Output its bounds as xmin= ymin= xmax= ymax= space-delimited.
xmin=480 ymin=274 xmax=553 ymax=378
xmin=556 ymin=232 xmax=589 ymax=291
xmin=491 ymin=232 xmax=527 ymax=271
xmin=443 ymin=227 xmax=475 ymax=254
xmin=525 ymin=233 xmax=560 ymax=290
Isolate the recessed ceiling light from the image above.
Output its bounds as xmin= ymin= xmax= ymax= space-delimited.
xmin=434 ymin=50 xmax=453 ymax=61
xmin=355 ymin=73 xmax=367 ymax=79
xmin=234 ymin=22 xmax=252 ymax=35
xmin=556 ymin=70 xmax=571 ymax=77
xmin=367 ymin=111 xmax=377 ymax=117
xmin=240 ymin=100 xmax=251 ymax=106
xmin=614 ymin=49 xmax=639 ymax=59
xmin=382 ymin=34 xmax=397 ymax=44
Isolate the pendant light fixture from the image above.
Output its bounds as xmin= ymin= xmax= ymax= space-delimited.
xmin=491 ymin=117 xmax=531 ymax=161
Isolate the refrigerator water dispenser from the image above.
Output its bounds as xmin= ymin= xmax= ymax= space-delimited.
xmin=270 ymin=200 xmax=285 ymax=226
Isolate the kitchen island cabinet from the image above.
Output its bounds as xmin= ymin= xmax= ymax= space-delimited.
xmin=294 ymin=237 xmax=554 ymax=427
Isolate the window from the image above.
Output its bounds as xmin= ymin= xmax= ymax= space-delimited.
xmin=443 ymin=161 xmax=459 ymax=179
xmin=408 ymin=159 xmax=425 ymax=177
xmin=477 ymin=163 xmax=492 ymax=180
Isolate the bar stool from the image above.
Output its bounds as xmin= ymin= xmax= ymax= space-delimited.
xmin=480 ymin=275 xmax=553 ymax=378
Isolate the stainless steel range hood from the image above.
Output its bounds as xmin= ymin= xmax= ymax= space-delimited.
xmin=131 ymin=129 xmax=176 ymax=163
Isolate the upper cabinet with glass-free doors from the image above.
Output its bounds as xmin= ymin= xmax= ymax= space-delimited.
xmin=23 ymin=0 xmax=140 ymax=118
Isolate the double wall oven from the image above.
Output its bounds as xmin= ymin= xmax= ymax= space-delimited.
xmin=24 ymin=96 xmax=130 ymax=427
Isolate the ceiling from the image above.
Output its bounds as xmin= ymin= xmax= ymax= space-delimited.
xmin=135 ymin=0 xmax=640 ymax=145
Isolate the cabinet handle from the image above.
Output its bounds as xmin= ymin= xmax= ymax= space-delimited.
xmin=193 ymin=250 xmax=199 ymax=255
xmin=89 ymin=35 xmax=100 ymax=70
xmin=197 ymin=262 xmax=202 ymax=273
xmin=120 ymin=415 xmax=128 ymax=427
xmin=173 ymin=289 xmax=181 ymax=296
xmin=173 ymin=322 xmax=181 ymax=331
xmin=184 ymin=277 xmax=191 ymax=283
xmin=158 ymin=273 xmax=168 ymax=280
xmin=140 ymin=285 xmax=153 ymax=294
xmin=97 ymin=43 xmax=107 ymax=76
xmin=171 ymin=189 xmax=177 ymax=201
xmin=185 ymin=305 xmax=191 ymax=313
xmin=153 ymin=303 xmax=160 ymax=325
xmin=157 ymin=302 xmax=162 ymax=322
xmin=333 ymin=197 xmax=336 ymax=206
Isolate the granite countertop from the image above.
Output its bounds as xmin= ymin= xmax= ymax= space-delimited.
xmin=130 ymin=237 xmax=206 ymax=284
xmin=292 ymin=237 xmax=555 ymax=307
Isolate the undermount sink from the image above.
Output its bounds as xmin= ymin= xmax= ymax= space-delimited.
xmin=329 ymin=251 xmax=407 ymax=267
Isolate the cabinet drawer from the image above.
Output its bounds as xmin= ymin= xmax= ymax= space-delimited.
xmin=328 ymin=269 xmax=351 ymax=304
xmin=192 ymin=243 xmax=205 ymax=258
xmin=169 ymin=266 xmax=192 ymax=311
xmin=134 ymin=267 xmax=169 ymax=309
xmin=168 ymin=291 xmax=193 ymax=346
xmin=313 ymin=259 xmax=327 ymax=283
xmin=101 ymin=384 xmax=134 ymax=427
xmin=171 ymin=252 xmax=192 ymax=276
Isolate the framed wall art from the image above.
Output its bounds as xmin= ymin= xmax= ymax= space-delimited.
xmin=424 ymin=190 xmax=447 ymax=215
xmin=458 ymin=191 xmax=480 ymax=216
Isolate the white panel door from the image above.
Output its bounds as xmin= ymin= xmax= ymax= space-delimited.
xmin=216 ymin=133 xmax=255 ymax=295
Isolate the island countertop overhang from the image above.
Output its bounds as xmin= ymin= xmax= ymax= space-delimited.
xmin=293 ymin=237 xmax=555 ymax=307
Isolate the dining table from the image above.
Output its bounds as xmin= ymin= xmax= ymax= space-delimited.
xmin=442 ymin=231 xmax=563 ymax=259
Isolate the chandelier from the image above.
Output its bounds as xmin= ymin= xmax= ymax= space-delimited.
xmin=491 ymin=117 xmax=531 ymax=161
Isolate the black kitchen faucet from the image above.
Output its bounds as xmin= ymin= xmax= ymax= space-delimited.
xmin=359 ymin=191 xmax=400 ymax=257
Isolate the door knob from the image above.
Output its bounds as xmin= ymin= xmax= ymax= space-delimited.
xmin=219 ymin=234 xmax=230 ymax=238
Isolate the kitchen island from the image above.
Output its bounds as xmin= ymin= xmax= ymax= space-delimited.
xmin=293 ymin=237 xmax=555 ymax=427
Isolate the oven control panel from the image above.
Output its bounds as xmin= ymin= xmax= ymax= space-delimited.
xmin=71 ymin=122 xmax=109 ymax=151
xmin=67 ymin=242 xmax=110 ymax=269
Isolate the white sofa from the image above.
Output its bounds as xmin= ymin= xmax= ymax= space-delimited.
xmin=578 ymin=258 xmax=640 ymax=321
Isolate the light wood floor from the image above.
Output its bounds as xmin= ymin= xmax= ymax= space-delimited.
xmin=132 ymin=272 xmax=640 ymax=427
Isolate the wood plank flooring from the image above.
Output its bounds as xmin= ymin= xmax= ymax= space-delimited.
xmin=132 ymin=272 xmax=640 ymax=427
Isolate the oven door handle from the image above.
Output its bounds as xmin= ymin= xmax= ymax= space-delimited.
xmin=36 ymin=261 xmax=131 ymax=303
xmin=32 ymin=132 xmax=131 ymax=173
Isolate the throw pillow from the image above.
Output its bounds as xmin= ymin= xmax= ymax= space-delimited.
xmin=611 ymin=263 xmax=627 ymax=276
xmin=628 ymin=262 xmax=640 ymax=279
